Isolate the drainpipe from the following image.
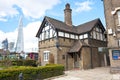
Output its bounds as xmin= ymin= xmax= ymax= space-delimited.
xmin=90 ymin=47 xmax=93 ymax=69
xmin=88 ymin=32 xmax=93 ymax=69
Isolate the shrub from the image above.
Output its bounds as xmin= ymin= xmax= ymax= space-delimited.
xmin=0 ymin=64 xmax=64 ymax=80
xmin=12 ymin=60 xmax=37 ymax=67
xmin=0 ymin=60 xmax=12 ymax=67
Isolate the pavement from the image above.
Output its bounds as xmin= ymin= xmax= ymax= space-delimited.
xmin=50 ymin=67 xmax=119 ymax=80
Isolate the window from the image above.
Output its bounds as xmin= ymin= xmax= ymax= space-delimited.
xmin=40 ymin=22 xmax=58 ymax=41
xmin=118 ymin=11 xmax=120 ymax=25
xmin=84 ymin=34 xmax=88 ymax=38
xmin=58 ymin=32 xmax=64 ymax=37
xmin=91 ymin=27 xmax=105 ymax=41
xmin=65 ymin=33 xmax=69 ymax=38
xmin=62 ymin=55 xmax=65 ymax=59
xmin=75 ymin=35 xmax=78 ymax=39
xmin=93 ymin=31 xmax=96 ymax=39
xmin=71 ymin=34 xmax=74 ymax=39
xmin=79 ymin=35 xmax=83 ymax=39
xmin=43 ymin=51 xmax=50 ymax=61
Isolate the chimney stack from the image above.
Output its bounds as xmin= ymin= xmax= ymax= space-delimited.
xmin=64 ymin=3 xmax=72 ymax=26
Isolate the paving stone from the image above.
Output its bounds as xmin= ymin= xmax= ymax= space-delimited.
xmin=52 ymin=67 xmax=113 ymax=80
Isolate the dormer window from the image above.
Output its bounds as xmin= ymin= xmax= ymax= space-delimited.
xmin=117 ymin=11 xmax=120 ymax=25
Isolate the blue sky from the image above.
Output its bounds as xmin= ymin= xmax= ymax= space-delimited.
xmin=0 ymin=0 xmax=105 ymax=52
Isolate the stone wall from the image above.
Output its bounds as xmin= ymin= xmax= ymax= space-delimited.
xmin=89 ymin=39 xmax=107 ymax=47
xmin=82 ymin=47 xmax=91 ymax=69
xmin=58 ymin=37 xmax=75 ymax=70
xmin=91 ymin=47 xmax=100 ymax=68
xmin=38 ymin=37 xmax=106 ymax=70
xmin=39 ymin=38 xmax=57 ymax=66
xmin=104 ymin=0 xmax=120 ymax=71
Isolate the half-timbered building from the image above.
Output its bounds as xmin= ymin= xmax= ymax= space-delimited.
xmin=36 ymin=3 xmax=107 ymax=70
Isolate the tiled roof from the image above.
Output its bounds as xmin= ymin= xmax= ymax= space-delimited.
xmin=36 ymin=16 xmax=105 ymax=37
xmin=45 ymin=16 xmax=102 ymax=34
xmin=45 ymin=16 xmax=77 ymax=33
xmin=76 ymin=19 xmax=100 ymax=34
xmin=68 ymin=40 xmax=89 ymax=53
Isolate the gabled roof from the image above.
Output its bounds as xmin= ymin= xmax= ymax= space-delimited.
xmin=36 ymin=16 xmax=105 ymax=37
xmin=68 ymin=40 xmax=89 ymax=53
xmin=45 ymin=16 xmax=77 ymax=33
xmin=76 ymin=18 xmax=104 ymax=34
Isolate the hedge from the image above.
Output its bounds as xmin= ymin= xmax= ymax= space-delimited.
xmin=12 ymin=60 xmax=37 ymax=66
xmin=0 ymin=60 xmax=37 ymax=67
xmin=0 ymin=64 xmax=64 ymax=80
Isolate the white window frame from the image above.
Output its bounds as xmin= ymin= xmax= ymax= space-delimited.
xmin=71 ymin=34 xmax=74 ymax=39
xmin=84 ymin=34 xmax=88 ymax=38
xmin=58 ymin=31 xmax=64 ymax=37
xmin=43 ymin=51 xmax=50 ymax=61
xmin=75 ymin=35 xmax=78 ymax=39
xmin=79 ymin=35 xmax=83 ymax=39
xmin=118 ymin=11 xmax=120 ymax=25
xmin=65 ymin=33 xmax=69 ymax=38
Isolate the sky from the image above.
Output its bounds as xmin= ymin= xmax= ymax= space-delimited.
xmin=0 ymin=0 xmax=105 ymax=52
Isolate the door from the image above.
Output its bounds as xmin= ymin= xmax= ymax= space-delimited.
xmin=74 ymin=53 xmax=79 ymax=68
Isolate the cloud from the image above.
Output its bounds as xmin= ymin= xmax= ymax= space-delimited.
xmin=24 ymin=21 xmax=40 ymax=52
xmin=0 ymin=21 xmax=41 ymax=52
xmin=0 ymin=0 xmax=60 ymax=21
xmin=0 ymin=18 xmax=7 ymax=22
xmin=0 ymin=0 xmax=19 ymax=21
xmin=75 ymin=0 xmax=93 ymax=13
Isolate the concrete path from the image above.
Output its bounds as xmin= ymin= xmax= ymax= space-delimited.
xmin=52 ymin=67 xmax=115 ymax=80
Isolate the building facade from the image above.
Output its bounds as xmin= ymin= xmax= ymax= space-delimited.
xmin=103 ymin=0 xmax=120 ymax=73
xmin=36 ymin=3 xmax=107 ymax=70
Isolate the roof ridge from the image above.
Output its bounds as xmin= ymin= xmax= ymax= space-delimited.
xmin=45 ymin=16 xmax=64 ymax=23
xmin=76 ymin=18 xmax=100 ymax=27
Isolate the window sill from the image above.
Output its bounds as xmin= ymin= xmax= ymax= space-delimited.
xmin=117 ymin=24 xmax=120 ymax=27
xmin=44 ymin=60 xmax=48 ymax=62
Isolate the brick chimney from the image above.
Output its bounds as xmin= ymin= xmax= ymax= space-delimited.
xmin=64 ymin=3 xmax=72 ymax=26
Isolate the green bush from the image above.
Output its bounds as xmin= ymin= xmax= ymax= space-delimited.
xmin=0 ymin=60 xmax=12 ymax=67
xmin=12 ymin=60 xmax=37 ymax=67
xmin=0 ymin=60 xmax=37 ymax=67
xmin=0 ymin=64 xmax=64 ymax=80
xmin=23 ymin=60 xmax=37 ymax=66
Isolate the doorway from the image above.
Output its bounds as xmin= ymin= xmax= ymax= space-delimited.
xmin=73 ymin=53 xmax=79 ymax=68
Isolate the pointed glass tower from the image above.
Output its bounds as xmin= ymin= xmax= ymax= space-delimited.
xmin=15 ymin=16 xmax=24 ymax=53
